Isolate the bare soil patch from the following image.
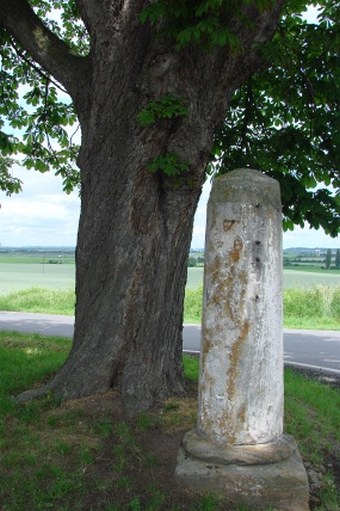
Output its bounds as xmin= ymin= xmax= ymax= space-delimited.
xmin=38 ymin=377 xmax=339 ymax=510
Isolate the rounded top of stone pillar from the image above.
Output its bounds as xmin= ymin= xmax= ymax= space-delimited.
xmin=210 ymin=168 xmax=281 ymax=211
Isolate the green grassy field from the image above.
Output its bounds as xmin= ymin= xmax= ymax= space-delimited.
xmin=284 ymin=265 xmax=340 ymax=274
xmin=0 ymin=263 xmax=76 ymax=295
xmin=0 ymin=254 xmax=75 ymax=264
xmin=187 ymin=267 xmax=340 ymax=289
xmin=1 ymin=263 xmax=340 ymax=295
xmin=283 ymin=268 xmax=340 ymax=287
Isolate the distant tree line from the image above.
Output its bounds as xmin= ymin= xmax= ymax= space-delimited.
xmin=283 ymin=249 xmax=340 ymax=270
xmin=325 ymin=249 xmax=340 ymax=270
xmin=188 ymin=256 xmax=205 ymax=267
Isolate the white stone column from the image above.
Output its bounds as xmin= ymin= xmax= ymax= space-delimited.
xmin=176 ymin=169 xmax=309 ymax=511
xmin=197 ymin=168 xmax=283 ymax=445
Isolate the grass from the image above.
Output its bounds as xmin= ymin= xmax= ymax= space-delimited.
xmin=0 ymin=331 xmax=71 ymax=417
xmin=183 ymin=286 xmax=203 ymax=324
xmin=284 ymin=367 xmax=340 ymax=464
xmin=184 ymin=285 xmax=340 ymax=330
xmin=0 ymin=287 xmax=75 ymax=315
xmin=0 ymin=334 xmax=339 ymax=510
xmin=0 ymin=285 xmax=339 ymax=330
xmin=284 ymin=286 xmax=340 ymax=330
xmin=284 ymin=368 xmax=340 ymax=511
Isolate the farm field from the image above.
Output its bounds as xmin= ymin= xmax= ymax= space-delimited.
xmin=1 ymin=263 xmax=340 ymax=295
xmin=0 ymin=263 xmax=76 ymax=295
xmin=0 ymin=253 xmax=75 ymax=264
xmin=186 ymin=266 xmax=340 ymax=289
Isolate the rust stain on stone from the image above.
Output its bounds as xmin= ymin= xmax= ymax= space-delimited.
xmin=201 ymin=326 xmax=213 ymax=358
xmin=223 ymin=219 xmax=236 ymax=232
xmin=223 ymin=268 xmax=248 ymax=323
xmin=206 ymin=255 xmax=227 ymax=312
xmin=206 ymin=240 xmax=246 ymax=323
xmin=208 ymin=255 xmax=221 ymax=289
xmin=201 ymin=413 xmax=214 ymax=437
xmin=227 ymin=320 xmax=250 ymax=404
xmin=223 ymin=320 xmax=249 ymax=443
xmin=203 ymin=371 xmax=216 ymax=390
xmin=237 ymin=404 xmax=246 ymax=424
xmin=228 ymin=236 xmax=243 ymax=264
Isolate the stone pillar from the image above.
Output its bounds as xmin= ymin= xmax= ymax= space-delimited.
xmin=176 ymin=169 xmax=309 ymax=511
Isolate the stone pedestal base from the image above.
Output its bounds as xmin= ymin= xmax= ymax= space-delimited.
xmin=175 ymin=430 xmax=309 ymax=511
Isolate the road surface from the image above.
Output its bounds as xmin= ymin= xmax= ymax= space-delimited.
xmin=183 ymin=323 xmax=340 ymax=376
xmin=0 ymin=311 xmax=339 ymax=376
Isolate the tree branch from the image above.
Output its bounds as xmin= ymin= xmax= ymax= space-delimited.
xmin=75 ymin=0 xmax=102 ymax=36
xmin=76 ymin=0 xmax=147 ymax=40
xmin=0 ymin=0 xmax=91 ymax=100
xmin=240 ymin=79 xmax=253 ymax=156
xmin=10 ymin=36 xmax=68 ymax=94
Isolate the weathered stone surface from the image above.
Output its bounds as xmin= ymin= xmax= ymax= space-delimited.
xmin=176 ymin=169 xmax=309 ymax=510
xmin=182 ymin=429 xmax=296 ymax=466
xmin=175 ymin=446 xmax=310 ymax=511
xmin=198 ymin=169 xmax=284 ymax=445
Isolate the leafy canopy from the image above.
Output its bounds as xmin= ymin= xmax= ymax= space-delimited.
xmin=0 ymin=0 xmax=339 ymax=235
xmin=0 ymin=0 xmax=84 ymax=193
xmin=209 ymin=0 xmax=339 ymax=235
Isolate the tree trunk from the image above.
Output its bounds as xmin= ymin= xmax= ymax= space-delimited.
xmin=13 ymin=1 xmax=284 ymax=414
xmin=54 ymin=140 xmax=205 ymax=414
xmin=17 ymin=99 xmax=209 ymax=413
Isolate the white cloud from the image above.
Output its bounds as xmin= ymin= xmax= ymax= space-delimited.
xmin=283 ymin=226 xmax=339 ymax=250
xmin=0 ymin=165 xmax=338 ymax=250
xmin=0 ymin=164 xmax=80 ymax=246
xmin=3 ymin=194 xmax=74 ymax=220
xmin=191 ymin=179 xmax=212 ymax=248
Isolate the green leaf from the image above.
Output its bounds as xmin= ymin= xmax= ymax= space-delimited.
xmin=137 ymin=95 xmax=188 ymax=127
xmin=209 ymin=0 xmax=339 ymax=236
xmin=0 ymin=156 xmax=22 ymax=195
xmin=147 ymin=153 xmax=189 ymax=176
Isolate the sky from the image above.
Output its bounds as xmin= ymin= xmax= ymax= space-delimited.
xmin=0 ymin=164 xmax=338 ymax=249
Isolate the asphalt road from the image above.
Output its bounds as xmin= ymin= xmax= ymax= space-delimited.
xmin=183 ymin=323 xmax=340 ymax=376
xmin=0 ymin=311 xmax=339 ymax=376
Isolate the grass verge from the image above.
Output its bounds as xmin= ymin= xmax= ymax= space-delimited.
xmin=0 ymin=332 xmax=339 ymax=510
xmin=283 ymin=286 xmax=340 ymax=330
xmin=185 ymin=286 xmax=340 ymax=330
xmin=0 ymin=288 xmax=75 ymax=316
xmin=0 ymin=286 xmax=339 ymax=330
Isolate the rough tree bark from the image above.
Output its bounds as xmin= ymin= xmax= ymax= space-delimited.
xmin=0 ymin=0 xmax=284 ymax=413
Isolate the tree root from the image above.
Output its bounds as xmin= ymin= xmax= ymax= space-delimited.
xmin=14 ymin=383 xmax=53 ymax=404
